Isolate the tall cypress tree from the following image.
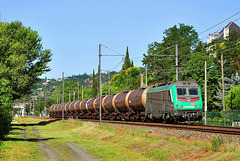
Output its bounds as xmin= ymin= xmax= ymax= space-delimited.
xmin=122 ymin=46 xmax=133 ymax=70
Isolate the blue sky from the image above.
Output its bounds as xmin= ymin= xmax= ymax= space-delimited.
xmin=1 ymin=0 xmax=240 ymax=79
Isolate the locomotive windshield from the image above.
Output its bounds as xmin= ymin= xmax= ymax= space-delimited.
xmin=177 ymin=88 xmax=187 ymax=96
xmin=188 ymin=88 xmax=198 ymax=95
xmin=177 ymin=87 xmax=199 ymax=96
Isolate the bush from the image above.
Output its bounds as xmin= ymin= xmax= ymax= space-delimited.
xmin=211 ymin=136 xmax=223 ymax=151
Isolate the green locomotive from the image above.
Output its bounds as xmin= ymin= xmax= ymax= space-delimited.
xmin=146 ymin=81 xmax=202 ymax=122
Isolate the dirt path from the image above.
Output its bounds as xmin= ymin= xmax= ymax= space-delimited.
xmin=65 ymin=142 xmax=101 ymax=161
xmin=32 ymin=127 xmax=101 ymax=161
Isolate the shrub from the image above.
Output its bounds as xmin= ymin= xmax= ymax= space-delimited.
xmin=211 ymin=136 xmax=223 ymax=151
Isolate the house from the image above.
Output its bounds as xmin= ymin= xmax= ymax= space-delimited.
xmin=207 ymin=21 xmax=240 ymax=44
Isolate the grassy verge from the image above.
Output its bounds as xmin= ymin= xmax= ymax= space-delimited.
xmin=1 ymin=117 xmax=240 ymax=160
xmin=37 ymin=119 xmax=240 ymax=161
xmin=0 ymin=117 xmax=48 ymax=161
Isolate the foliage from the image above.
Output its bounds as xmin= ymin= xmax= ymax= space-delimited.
xmin=0 ymin=21 xmax=52 ymax=138
xmin=214 ymin=72 xmax=240 ymax=110
xmin=122 ymin=46 xmax=133 ymax=70
xmin=226 ymin=85 xmax=240 ymax=109
xmin=211 ymin=136 xmax=224 ymax=151
xmin=0 ymin=21 xmax=52 ymax=100
xmin=142 ymin=23 xmax=199 ymax=83
xmin=110 ymin=67 xmax=141 ymax=93
xmin=0 ymin=76 xmax=12 ymax=139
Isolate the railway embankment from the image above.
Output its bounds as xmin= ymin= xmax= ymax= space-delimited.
xmin=1 ymin=117 xmax=240 ymax=160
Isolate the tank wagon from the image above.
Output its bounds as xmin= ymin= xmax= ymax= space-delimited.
xmin=49 ymin=81 xmax=203 ymax=123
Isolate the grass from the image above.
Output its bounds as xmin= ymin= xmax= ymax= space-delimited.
xmin=1 ymin=117 xmax=240 ymax=160
xmin=0 ymin=117 xmax=47 ymax=161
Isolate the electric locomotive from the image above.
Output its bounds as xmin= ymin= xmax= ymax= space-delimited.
xmin=146 ymin=81 xmax=202 ymax=123
xmin=49 ymin=81 xmax=203 ymax=123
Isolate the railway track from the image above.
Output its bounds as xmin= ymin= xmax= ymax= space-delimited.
xmin=76 ymin=119 xmax=240 ymax=136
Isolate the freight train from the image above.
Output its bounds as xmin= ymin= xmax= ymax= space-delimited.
xmin=49 ymin=81 xmax=203 ymax=123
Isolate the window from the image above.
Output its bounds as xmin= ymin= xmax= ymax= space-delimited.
xmin=189 ymin=88 xmax=198 ymax=95
xmin=177 ymin=88 xmax=187 ymax=96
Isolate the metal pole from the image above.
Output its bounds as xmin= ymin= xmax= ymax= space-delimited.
xmin=44 ymin=77 xmax=47 ymax=116
xmin=78 ymin=82 xmax=79 ymax=100
xmin=205 ymin=61 xmax=207 ymax=125
xmin=59 ymin=90 xmax=60 ymax=104
xmin=39 ymin=95 xmax=41 ymax=117
xmin=73 ymin=91 xmax=75 ymax=101
xmin=145 ymin=64 xmax=147 ymax=87
xmin=82 ymin=85 xmax=83 ymax=100
xmin=33 ymin=93 xmax=35 ymax=118
xmin=69 ymin=90 xmax=71 ymax=102
xmin=108 ymin=70 xmax=110 ymax=95
xmin=99 ymin=44 xmax=102 ymax=125
xmin=221 ymin=54 xmax=225 ymax=110
xmin=176 ymin=44 xmax=178 ymax=81
xmin=62 ymin=72 xmax=64 ymax=120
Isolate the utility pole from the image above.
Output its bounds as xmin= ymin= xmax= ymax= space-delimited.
xmin=33 ymin=93 xmax=35 ymax=118
xmin=99 ymin=44 xmax=102 ymax=125
xmin=145 ymin=64 xmax=148 ymax=87
xmin=175 ymin=44 xmax=178 ymax=81
xmin=69 ymin=90 xmax=71 ymax=102
xmin=78 ymin=82 xmax=79 ymax=100
xmin=204 ymin=61 xmax=207 ymax=125
xmin=44 ymin=77 xmax=47 ymax=116
xmin=221 ymin=54 xmax=225 ymax=110
xmin=108 ymin=70 xmax=110 ymax=95
xmin=62 ymin=72 xmax=64 ymax=120
xmin=73 ymin=91 xmax=75 ymax=101
xmin=59 ymin=91 xmax=61 ymax=104
xmin=39 ymin=95 xmax=41 ymax=117
xmin=82 ymin=85 xmax=83 ymax=100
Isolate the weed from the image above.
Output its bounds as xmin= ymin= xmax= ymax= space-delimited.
xmin=211 ymin=136 xmax=224 ymax=151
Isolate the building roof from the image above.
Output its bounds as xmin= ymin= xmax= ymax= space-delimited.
xmin=217 ymin=21 xmax=240 ymax=40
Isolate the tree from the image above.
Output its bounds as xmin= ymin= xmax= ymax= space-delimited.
xmin=0 ymin=70 xmax=12 ymax=139
xmin=0 ymin=21 xmax=52 ymax=138
xmin=215 ymin=72 xmax=240 ymax=110
xmin=226 ymin=84 xmax=240 ymax=110
xmin=142 ymin=23 xmax=199 ymax=83
xmin=122 ymin=46 xmax=133 ymax=70
xmin=208 ymin=31 xmax=240 ymax=78
xmin=0 ymin=21 xmax=52 ymax=100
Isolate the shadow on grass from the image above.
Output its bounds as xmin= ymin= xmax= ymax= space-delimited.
xmin=12 ymin=119 xmax=59 ymax=127
xmin=3 ymin=137 xmax=54 ymax=142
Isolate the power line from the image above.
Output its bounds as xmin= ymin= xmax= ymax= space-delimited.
xmin=101 ymin=44 xmax=123 ymax=56
xmin=199 ymin=11 xmax=240 ymax=35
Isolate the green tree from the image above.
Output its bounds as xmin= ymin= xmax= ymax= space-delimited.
xmin=125 ymin=67 xmax=141 ymax=90
xmin=0 ymin=21 xmax=52 ymax=138
xmin=142 ymin=23 xmax=199 ymax=83
xmin=0 ymin=71 xmax=12 ymax=139
xmin=208 ymin=30 xmax=240 ymax=78
xmin=122 ymin=46 xmax=133 ymax=70
xmin=226 ymin=84 xmax=240 ymax=109
xmin=0 ymin=21 xmax=52 ymax=100
xmin=110 ymin=67 xmax=141 ymax=92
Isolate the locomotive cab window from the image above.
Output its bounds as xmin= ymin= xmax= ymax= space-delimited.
xmin=188 ymin=88 xmax=198 ymax=96
xmin=177 ymin=88 xmax=187 ymax=96
xmin=177 ymin=87 xmax=199 ymax=97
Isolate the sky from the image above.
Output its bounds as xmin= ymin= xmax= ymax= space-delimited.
xmin=1 ymin=0 xmax=240 ymax=79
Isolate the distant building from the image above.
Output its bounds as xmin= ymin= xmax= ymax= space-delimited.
xmin=207 ymin=21 xmax=240 ymax=44
xmin=12 ymin=103 xmax=25 ymax=116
